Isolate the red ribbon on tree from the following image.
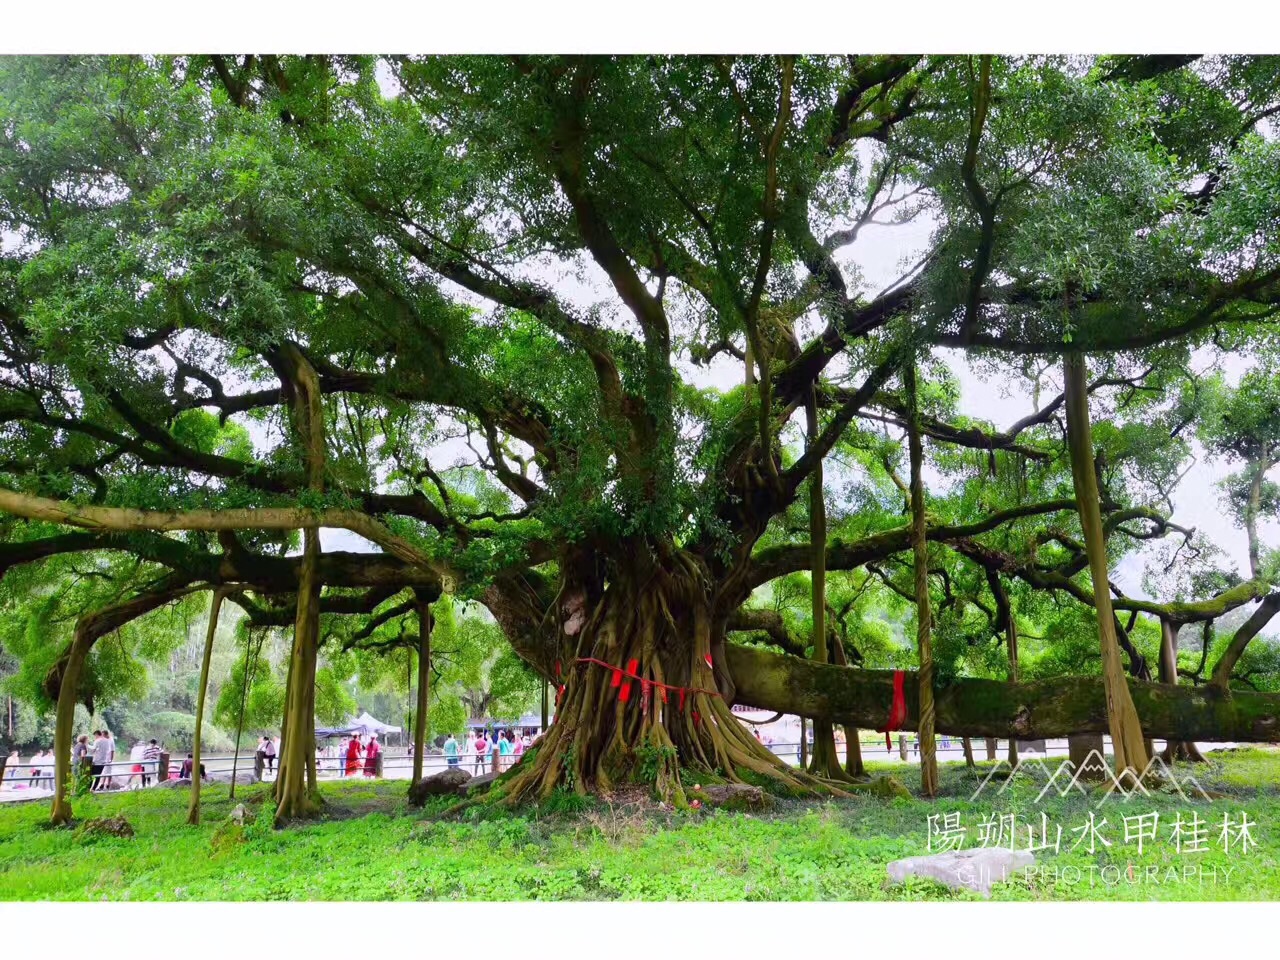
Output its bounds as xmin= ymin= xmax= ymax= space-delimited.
xmin=618 ymin=658 xmax=640 ymax=703
xmin=877 ymin=669 xmax=907 ymax=751
xmin=569 ymin=657 xmax=721 ymax=715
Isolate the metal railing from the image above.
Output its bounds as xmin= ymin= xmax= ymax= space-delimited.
xmin=1 ymin=737 xmax=1102 ymax=795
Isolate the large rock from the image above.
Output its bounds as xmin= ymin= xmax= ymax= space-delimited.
xmin=887 ymin=848 xmax=1034 ymax=897
xmin=407 ymin=767 xmax=472 ymax=806
xmin=696 ymin=783 xmax=772 ymax=811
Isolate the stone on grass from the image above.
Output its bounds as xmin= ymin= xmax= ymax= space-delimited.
xmin=76 ymin=816 xmax=135 ymax=842
xmin=698 ymin=783 xmax=772 ymax=811
xmin=886 ymin=847 xmax=1034 ymax=897
xmin=407 ymin=767 xmax=472 ymax=806
xmin=861 ymin=776 xmax=911 ymax=800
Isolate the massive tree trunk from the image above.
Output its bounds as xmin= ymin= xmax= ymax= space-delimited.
xmin=805 ymin=388 xmax=843 ymax=779
xmin=727 ymin=644 xmax=1280 ymax=742
xmin=1158 ymin=618 xmax=1206 ymax=763
xmin=491 ymin=548 xmax=829 ymax=807
xmin=1063 ymin=351 xmax=1148 ymax=777
xmin=905 ymin=360 xmax=938 ymax=797
xmin=188 ymin=590 xmax=225 ymax=826
xmin=413 ymin=597 xmax=431 ymax=783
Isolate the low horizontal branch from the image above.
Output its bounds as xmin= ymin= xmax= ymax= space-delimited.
xmin=726 ymin=644 xmax=1280 ymax=742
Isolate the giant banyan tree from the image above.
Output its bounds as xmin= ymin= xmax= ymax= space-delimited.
xmin=3 ymin=54 xmax=1280 ymax=823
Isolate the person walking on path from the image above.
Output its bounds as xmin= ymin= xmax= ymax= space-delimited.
xmin=90 ymin=731 xmax=110 ymax=791
xmin=27 ymin=749 xmax=46 ymax=789
xmin=490 ymin=730 xmax=503 ymax=775
xmin=142 ymin=739 xmax=161 ymax=785
xmin=473 ymin=732 xmax=488 ymax=774
xmin=104 ymin=730 xmax=116 ymax=789
xmin=263 ymin=735 xmax=276 ymax=774
xmin=344 ymin=736 xmax=362 ymax=777
xmin=498 ymin=731 xmax=513 ymax=772
xmin=444 ymin=733 xmax=460 ymax=768
xmin=128 ymin=742 xmax=145 ymax=789
xmin=363 ymin=734 xmax=381 ymax=778
xmin=71 ymin=736 xmax=88 ymax=782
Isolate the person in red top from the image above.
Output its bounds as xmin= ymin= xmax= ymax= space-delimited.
xmin=344 ymin=736 xmax=362 ymax=777
xmin=362 ymin=734 xmax=381 ymax=778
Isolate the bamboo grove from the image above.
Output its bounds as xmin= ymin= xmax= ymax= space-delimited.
xmin=2 ymin=54 xmax=1280 ymax=823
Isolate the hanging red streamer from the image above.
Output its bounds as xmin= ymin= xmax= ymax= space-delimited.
xmin=618 ymin=658 xmax=640 ymax=703
xmin=877 ymin=670 xmax=907 ymax=751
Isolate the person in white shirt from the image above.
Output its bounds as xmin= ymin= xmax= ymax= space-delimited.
xmin=27 ymin=750 xmax=44 ymax=788
xmin=127 ymin=742 xmax=146 ymax=789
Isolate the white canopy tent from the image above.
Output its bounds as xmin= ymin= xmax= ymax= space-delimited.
xmin=315 ymin=712 xmax=403 ymax=739
xmin=352 ymin=712 xmax=401 ymax=736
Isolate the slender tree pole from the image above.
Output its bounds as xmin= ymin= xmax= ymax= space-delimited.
xmin=805 ymin=386 xmax=843 ymax=778
xmin=828 ymin=628 xmax=865 ymax=777
xmin=275 ymin=343 xmax=327 ymax=821
xmin=987 ymin=570 xmax=1020 ymax=765
xmin=188 ymin=589 xmax=226 ymax=825
xmin=413 ymin=595 xmax=432 ymax=782
xmin=229 ymin=626 xmax=265 ymax=801
xmin=905 ymin=359 xmax=938 ymax=797
xmin=1063 ymin=351 xmax=1149 ymax=777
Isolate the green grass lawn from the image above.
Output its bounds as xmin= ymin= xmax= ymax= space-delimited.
xmin=2 ymin=747 xmax=1278 ymax=901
